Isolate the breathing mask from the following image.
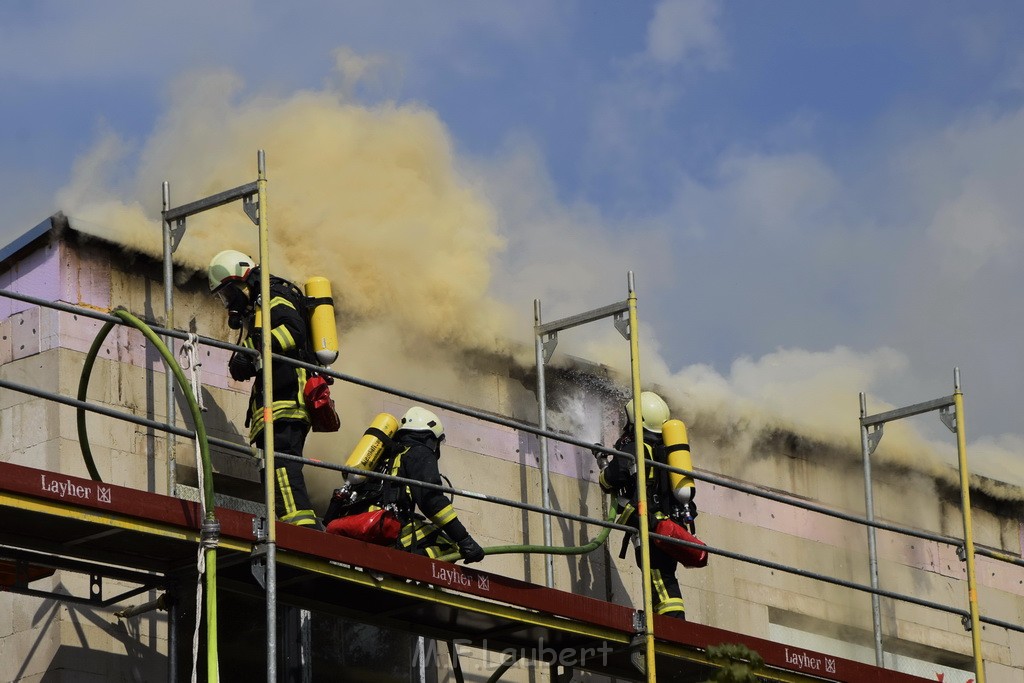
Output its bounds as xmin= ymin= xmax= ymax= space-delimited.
xmin=216 ymin=283 xmax=250 ymax=329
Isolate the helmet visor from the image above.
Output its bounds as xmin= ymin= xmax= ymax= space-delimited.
xmin=215 ymin=283 xmax=248 ymax=313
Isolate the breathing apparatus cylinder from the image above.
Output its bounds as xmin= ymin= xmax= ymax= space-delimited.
xmin=304 ymin=276 xmax=339 ymax=365
xmin=344 ymin=413 xmax=399 ymax=486
xmin=662 ymin=419 xmax=695 ymax=504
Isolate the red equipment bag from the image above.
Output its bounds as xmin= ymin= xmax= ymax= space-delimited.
xmin=653 ymin=518 xmax=708 ymax=568
xmin=325 ymin=509 xmax=401 ymax=545
xmin=303 ymin=374 xmax=340 ymax=432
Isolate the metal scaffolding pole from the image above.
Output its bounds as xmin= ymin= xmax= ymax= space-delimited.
xmin=161 ymin=183 xmax=177 ymax=499
xmin=254 ymin=150 xmax=280 ymax=683
xmin=160 ymin=149 xmax=271 ymax=683
xmin=533 ymin=297 xmax=629 ymax=588
xmin=859 ymin=392 xmax=884 ymax=667
xmin=533 ymin=300 xmax=554 ymax=588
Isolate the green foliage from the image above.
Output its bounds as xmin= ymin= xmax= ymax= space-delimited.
xmin=702 ymin=643 xmax=765 ymax=683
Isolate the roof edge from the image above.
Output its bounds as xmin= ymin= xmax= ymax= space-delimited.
xmin=0 ymin=212 xmax=71 ymax=269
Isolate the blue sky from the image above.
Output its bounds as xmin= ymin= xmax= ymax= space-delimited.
xmin=3 ymin=1 xmax=1024 ymax=481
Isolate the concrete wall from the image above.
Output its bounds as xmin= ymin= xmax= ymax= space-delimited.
xmin=2 ymin=230 xmax=1023 ymax=682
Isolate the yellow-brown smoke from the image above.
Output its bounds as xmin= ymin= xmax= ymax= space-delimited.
xmin=60 ymin=66 xmax=514 ymax=356
xmin=55 ymin=59 xmax=1024 ymax=504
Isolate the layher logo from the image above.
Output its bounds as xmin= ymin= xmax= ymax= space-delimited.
xmin=784 ymin=647 xmax=837 ymax=675
xmin=430 ymin=562 xmax=490 ymax=592
xmin=39 ymin=474 xmax=111 ymax=505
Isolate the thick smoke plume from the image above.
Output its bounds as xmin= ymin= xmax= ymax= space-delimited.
xmin=54 ymin=58 xmax=1024 ymax=503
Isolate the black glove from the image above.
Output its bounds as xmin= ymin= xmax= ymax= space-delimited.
xmin=228 ymin=351 xmax=257 ymax=381
xmin=457 ymin=536 xmax=485 ymax=564
xmin=590 ymin=442 xmax=605 ymax=458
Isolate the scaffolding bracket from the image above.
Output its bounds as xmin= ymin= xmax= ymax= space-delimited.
xmin=540 ymin=332 xmax=558 ymax=364
xmin=168 ymin=218 xmax=187 ymax=254
xmin=613 ymin=311 xmax=630 ymax=341
xmin=632 ymin=609 xmax=646 ymax=633
xmin=242 ymin=194 xmax=260 ymax=226
xmin=939 ymin=406 xmax=957 ymax=434
xmin=866 ymin=425 xmax=883 ymax=455
xmin=251 ymin=540 xmax=268 ymax=589
xmin=5 ymin=576 xmax=153 ymax=609
xmin=251 ymin=517 xmax=269 ymax=587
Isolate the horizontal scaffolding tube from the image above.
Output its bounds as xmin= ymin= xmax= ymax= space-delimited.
xmin=861 ymin=396 xmax=955 ymax=428
xmin=0 ymin=377 xmax=251 ymax=457
xmin=0 ymin=287 xmax=635 ymax=456
xmin=534 ymin=300 xmax=628 ymax=337
xmin=643 ymin=529 xmax=1024 ymax=633
xmin=643 ymin=455 xmax=966 ymax=548
xmin=276 ymin=452 xmax=633 ymax=535
xmin=161 ymin=182 xmax=259 ymax=223
xmin=0 ymin=544 xmax=167 ymax=586
xmin=0 ymin=377 xmax=631 ymax=537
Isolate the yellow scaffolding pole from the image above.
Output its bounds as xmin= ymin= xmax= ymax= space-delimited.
xmin=953 ymin=369 xmax=985 ymax=683
xmin=626 ymin=272 xmax=657 ymax=682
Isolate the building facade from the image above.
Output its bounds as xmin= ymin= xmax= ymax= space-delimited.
xmin=0 ymin=215 xmax=1021 ymax=682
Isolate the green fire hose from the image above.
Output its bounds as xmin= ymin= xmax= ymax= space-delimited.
xmin=436 ymin=499 xmax=619 ymax=563
xmin=76 ymin=307 xmax=220 ymax=680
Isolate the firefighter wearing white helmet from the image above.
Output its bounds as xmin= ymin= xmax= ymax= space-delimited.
xmin=624 ymin=391 xmax=671 ymax=434
xmin=597 ymin=390 xmax=699 ymax=620
xmin=356 ymin=406 xmax=484 ymax=563
xmin=208 ymin=249 xmax=322 ymax=530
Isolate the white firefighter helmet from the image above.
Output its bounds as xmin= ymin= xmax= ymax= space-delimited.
xmin=208 ymin=250 xmax=256 ymax=293
xmin=398 ymin=406 xmax=445 ymax=439
xmin=625 ymin=391 xmax=670 ymax=434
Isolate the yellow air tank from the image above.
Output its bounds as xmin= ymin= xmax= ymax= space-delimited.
xmin=344 ymin=413 xmax=399 ymax=486
xmin=662 ymin=419 xmax=694 ymax=504
xmin=304 ymin=276 xmax=339 ymax=365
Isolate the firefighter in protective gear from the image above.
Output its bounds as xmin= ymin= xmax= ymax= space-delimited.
xmin=208 ymin=249 xmax=322 ymax=530
xmin=353 ymin=407 xmax=484 ymax=563
xmin=597 ymin=391 xmax=695 ymax=620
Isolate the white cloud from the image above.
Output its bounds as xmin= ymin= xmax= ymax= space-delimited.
xmin=709 ymin=151 xmax=840 ymax=237
xmin=471 ymin=134 xmax=670 ymax=327
xmin=645 ymin=0 xmax=728 ymax=70
xmin=926 ymin=182 xmax=1017 ymax=277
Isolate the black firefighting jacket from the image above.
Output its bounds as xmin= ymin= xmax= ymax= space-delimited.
xmin=243 ymin=277 xmax=311 ymax=442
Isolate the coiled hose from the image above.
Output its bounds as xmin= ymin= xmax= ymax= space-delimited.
xmin=76 ymin=307 xmax=220 ymax=681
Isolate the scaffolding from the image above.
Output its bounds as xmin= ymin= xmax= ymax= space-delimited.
xmin=860 ymin=371 xmax=987 ymax=682
xmin=5 ymin=283 xmax=1023 ymax=682
xmin=0 ymin=154 xmax=1022 ymax=681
